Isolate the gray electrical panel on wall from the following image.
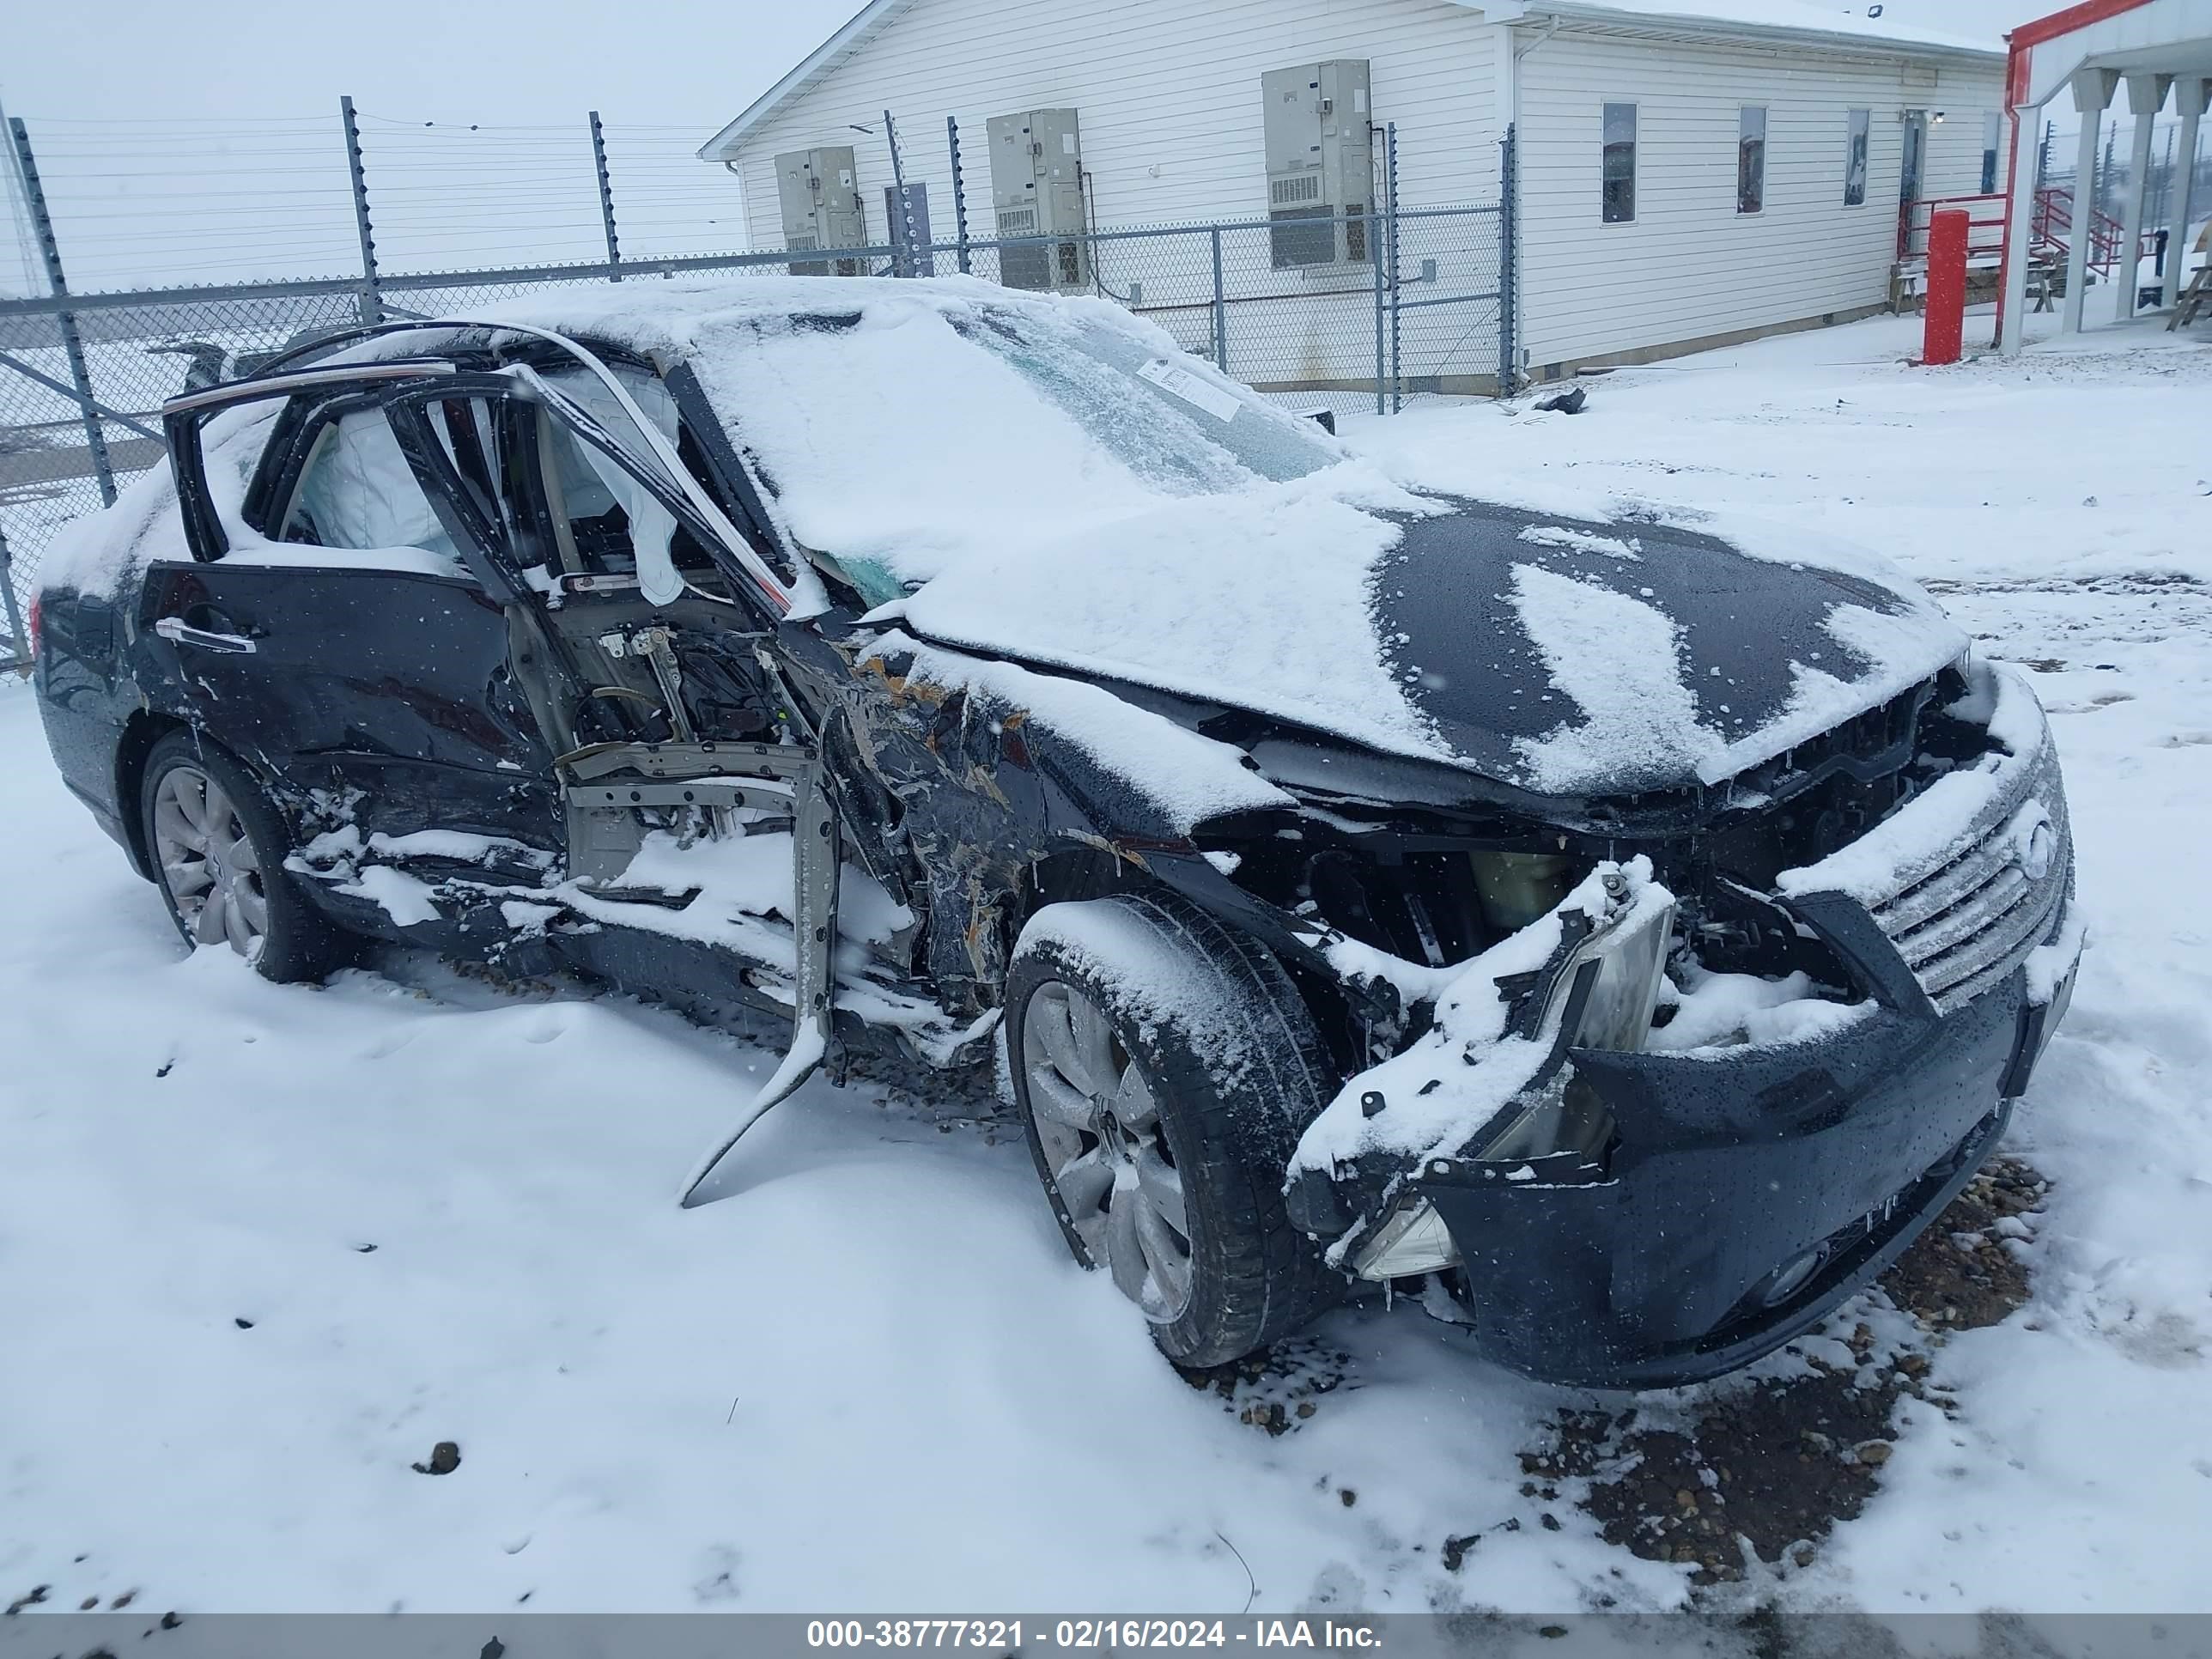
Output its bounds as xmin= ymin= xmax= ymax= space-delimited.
xmin=775 ymin=146 xmax=866 ymax=275
xmin=987 ymin=108 xmax=1088 ymax=291
xmin=1261 ymin=60 xmax=1372 ymax=269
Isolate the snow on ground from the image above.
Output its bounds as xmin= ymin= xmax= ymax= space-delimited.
xmin=3 ymin=307 xmax=2209 ymax=1621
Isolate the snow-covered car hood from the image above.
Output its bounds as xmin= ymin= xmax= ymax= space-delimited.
xmin=898 ymin=490 xmax=1967 ymax=801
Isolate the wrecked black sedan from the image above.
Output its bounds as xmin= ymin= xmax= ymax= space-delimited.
xmin=31 ymin=277 xmax=2079 ymax=1385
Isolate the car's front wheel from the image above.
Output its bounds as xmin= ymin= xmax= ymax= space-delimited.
xmin=140 ymin=732 xmax=349 ymax=983
xmin=1006 ymin=891 xmax=1339 ymax=1367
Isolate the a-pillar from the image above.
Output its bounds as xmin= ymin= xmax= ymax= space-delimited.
xmin=2064 ymin=69 xmax=2120 ymax=334
xmin=2166 ymin=78 xmax=2209 ymax=309
xmin=2116 ymin=74 xmax=2174 ymax=320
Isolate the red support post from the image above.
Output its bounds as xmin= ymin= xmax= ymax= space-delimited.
xmin=1923 ymin=207 xmax=1971 ymax=367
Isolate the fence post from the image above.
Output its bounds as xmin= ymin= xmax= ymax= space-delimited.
xmin=8 ymin=117 xmax=114 ymax=507
xmin=590 ymin=111 xmax=623 ymax=280
xmin=1371 ymin=198 xmax=1387 ymax=414
xmin=948 ymin=117 xmax=972 ymax=275
xmin=884 ymin=110 xmax=917 ymax=277
xmin=2156 ymin=125 xmax=2175 ymax=229
xmin=1498 ymin=123 xmax=1519 ymax=398
xmin=338 ymin=97 xmax=383 ymax=324
xmin=0 ymin=520 xmax=29 ymax=674
xmin=1387 ymin=123 xmax=1403 ymax=414
xmin=1209 ymin=226 xmax=1228 ymax=371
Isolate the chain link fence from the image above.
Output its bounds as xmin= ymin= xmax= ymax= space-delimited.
xmin=1 ymin=203 xmax=1506 ymax=671
xmin=2 ymin=284 xmax=370 ymax=663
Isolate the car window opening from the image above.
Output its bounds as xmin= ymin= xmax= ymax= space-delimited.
xmin=517 ymin=369 xmax=737 ymax=603
xmin=278 ymin=407 xmax=462 ymax=566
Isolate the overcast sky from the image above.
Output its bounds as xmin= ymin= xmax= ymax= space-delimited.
xmin=3 ymin=0 xmax=865 ymax=289
xmin=7 ymin=0 xmax=857 ymax=133
xmin=0 ymin=0 xmax=2065 ymax=291
xmin=8 ymin=0 xmax=2032 ymax=131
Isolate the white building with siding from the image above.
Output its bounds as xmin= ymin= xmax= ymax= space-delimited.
xmin=700 ymin=0 xmax=2009 ymax=387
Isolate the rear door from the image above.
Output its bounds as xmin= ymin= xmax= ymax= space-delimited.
xmin=147 ymin=368 xmax=562 ymax=862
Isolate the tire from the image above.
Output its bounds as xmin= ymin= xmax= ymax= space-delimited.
xmin=1006 ymin=890 xmax=1340 ymax=1367
xmin=139 ymin=732 xmax=350 ymax=984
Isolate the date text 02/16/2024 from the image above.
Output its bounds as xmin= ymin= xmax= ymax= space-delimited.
xmin=805 ymin=1620 xmax=1385 ymax=1649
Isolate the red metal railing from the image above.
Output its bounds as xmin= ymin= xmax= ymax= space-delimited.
xmin=2033 ymin=188 xmax=2120 ymax=270
xmin=1897 ymin=193 xmax=2014 ymax=262
xmin=1899 ymin=188 xmax=2145 ymax=275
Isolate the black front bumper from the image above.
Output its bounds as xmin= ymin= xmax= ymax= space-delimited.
xmin=1416 ymin=958 xmax=2065 ymax=1389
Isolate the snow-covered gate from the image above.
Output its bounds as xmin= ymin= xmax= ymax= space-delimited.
xmin=0 ymin=203 xmax=1509 ymax=670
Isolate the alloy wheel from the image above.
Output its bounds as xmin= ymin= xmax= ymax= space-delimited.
xmin=151 ymin=763 xmax=269 ymax=957
xmin=1022 ymin=979 xmax=1194 ymax=1322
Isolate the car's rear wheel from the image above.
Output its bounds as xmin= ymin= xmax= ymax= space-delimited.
xmin=140 ymin=732 xmax=349 ymax=983
xmin=1006 ymin=891 xmax=1340 ymax=1367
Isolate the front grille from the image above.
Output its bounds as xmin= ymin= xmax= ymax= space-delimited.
xmin=1863 ymin=741 xmax=2071 ymax=1012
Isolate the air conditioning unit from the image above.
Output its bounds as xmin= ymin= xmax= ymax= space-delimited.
xmin=1261 ymin=61 xmax=1373 ymax=269
xmin=775 ymin=147 xmax=866 ymax=276
xmin=987 ymin=109 xmax=1088 ymax=291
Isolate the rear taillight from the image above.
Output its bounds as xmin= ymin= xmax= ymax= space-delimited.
xmin=24 ymin=594 xmax=39 ymax=660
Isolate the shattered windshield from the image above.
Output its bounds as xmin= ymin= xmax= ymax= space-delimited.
xmin=952 ymin=306 xmax=1335 ymax=492
xmin=678 ymin=295 xmax=1340 ymax=607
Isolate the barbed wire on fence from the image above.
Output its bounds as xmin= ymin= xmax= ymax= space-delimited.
xmin=1 ymin=106 xmax=753 ymax=293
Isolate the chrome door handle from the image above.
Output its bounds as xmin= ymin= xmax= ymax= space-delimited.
xmin=155 ymin=617 xmax=258 ymax=654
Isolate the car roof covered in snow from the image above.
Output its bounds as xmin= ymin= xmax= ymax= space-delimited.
xmin=390 ymin=272 xmax=1045 ymax=350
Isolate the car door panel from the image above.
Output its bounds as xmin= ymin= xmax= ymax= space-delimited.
xmin=153 ymin=380 xmax=566 ymax=879
xmin=152 ymin=356 xmax=881 ymax=1024
xmin=141 ymin=556 xmax=557 ymax=846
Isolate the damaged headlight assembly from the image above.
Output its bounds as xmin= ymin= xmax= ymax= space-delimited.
xmin=1352 ymin=872 xmax=1675 ymax=1282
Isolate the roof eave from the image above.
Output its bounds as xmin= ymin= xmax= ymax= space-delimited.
xmin=696 ymin=0 xmax=915 ymax=162
xmin=698 ymin=0 xmax=2003 ymax=166
xmin=1498 ymin=1 xmax=2006 ymax=64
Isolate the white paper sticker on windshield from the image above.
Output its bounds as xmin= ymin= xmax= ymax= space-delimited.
xmin=1137 ymin=357 xmax=1242 ymax=424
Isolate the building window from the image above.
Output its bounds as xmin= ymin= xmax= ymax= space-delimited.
xmin=1844 ymin=107 xmax=1871 ymax=206
xmin=1982 ymin=111 xmax=2002 ymax=194
xmin=1602 ymin=102 xmax=1638 ymax=223
xmin=1738 ymin=106 xmax=1767 ymax=214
